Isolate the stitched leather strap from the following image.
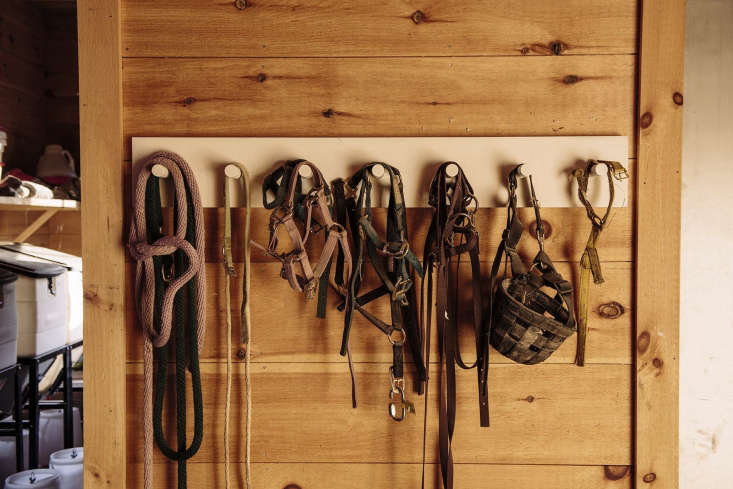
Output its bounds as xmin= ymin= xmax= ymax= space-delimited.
xmin=421 ymin=162 xmax=488 ymax=489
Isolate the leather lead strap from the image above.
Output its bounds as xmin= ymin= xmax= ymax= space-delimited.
xmin=222 ymin=163 xmax=252 ymax=489
xmin=574 ymin=160 xmax=628 ymax=366
xmin=128 ymin=151 xmax=206 ymax=489
xmin=421 ymin=162 xmax=487 ymax=489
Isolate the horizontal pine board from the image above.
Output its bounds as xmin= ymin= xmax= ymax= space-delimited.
xmin=125 ymin=262 xmax=632 ymax=365
xmin=127 ymin=462 xmax=631 ymax=489
xmin=121 ymin=0 xmax=638 ymax=57
xmin=125 ymin=363 xmax=631 ymax=465
xmin=122 ymin=56 xmax=636 ymax=159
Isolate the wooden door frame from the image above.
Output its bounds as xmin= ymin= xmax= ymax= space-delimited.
xmin=77 ymin=1 xmax=684 ymax=487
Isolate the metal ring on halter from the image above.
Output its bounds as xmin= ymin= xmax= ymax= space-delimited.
xmin=388 ymin=387 xmax=408 ymax=421
xmin=387 ymin=327 xmax=406 ymax=346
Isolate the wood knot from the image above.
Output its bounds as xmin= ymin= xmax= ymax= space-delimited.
xmin=640 ymin=111 xmax=653 ymax=129
xmin=673 ymin=92 xmax=684 ymax=105
xmin=256 ymin=73 xmax=267 ymax=83
xmin=637 ymin=331 xmax=651 ymax=354
xmin=236 ymin=348 xmax=246 ymax=360
xmin=520 ymin=46 xmax=530 ymax=55
xmin=562 ymin=74 xmax=582 ymax=85
xmin=550 ymin=41 xmax=567 ymax=55
xmin=183 ymin=96 xmax=197 ymax=107
xmin=283 ymin=485 xmax=302 ymax=489
xmin=523 ymin=395 xmax=535 ymax=403
xmin=598 ymin=301 xmax=625 ymax=319
xmin=652 ymin=357 xmax=663 ymax=369
xmin=322 ymin=108 xmax=335 ymax=118
xmin=604 ymin=465 xmax=630 ymax=480
xmin=411 ymin=10 xmax=426 ymax=24
xmin=234 ymin=0 xmax=247 ymax=10
xmin=642 ymin=472 xmax=656 ymax=483
xmin=529 ymin=220 xmax=552 ymax=239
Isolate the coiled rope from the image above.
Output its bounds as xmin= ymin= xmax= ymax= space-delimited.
xmin=128 ymin=151 xmax=206 ymax=489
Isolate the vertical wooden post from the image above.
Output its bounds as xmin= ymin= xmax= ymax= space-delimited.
xmin=636 ymin=0 xmax=685 ymax=486
xmin=77 ymin=1 xmax=125 ymax=488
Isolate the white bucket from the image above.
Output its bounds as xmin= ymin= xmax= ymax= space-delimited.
xmin=38 ymin=409 xmax=82 ymax=468
xmin=0 ymin=428 xmax=29 ymax=485
xmin=4 ymin=469 xmax=59 ymax=489
xmin=48 ymin=448 xmax=81 ymax=489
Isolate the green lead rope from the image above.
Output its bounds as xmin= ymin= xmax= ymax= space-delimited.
xmin=146 ymin=176 xmax=204 ymax=489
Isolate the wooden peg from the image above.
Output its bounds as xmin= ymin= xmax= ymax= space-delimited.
xmin=445 ymin=163 xmax=459 ymax=177
xmin=590 ymin=162 xmax=608 ymax=176
xmin=298 ymin=165 xmax=313 ymax=179
xmin=151 ymin=164 xmax=169 ymax=178
xmin=224 ymin=164 xmax=242 ymax=179
xmin=370 ymin=163 xmax=385 ymax=179
xmin=516 ymin=163 xmax=533 ymax=178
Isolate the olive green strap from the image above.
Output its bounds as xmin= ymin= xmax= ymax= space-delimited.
xmin=574 ymin=160 xmax=628 ymax=366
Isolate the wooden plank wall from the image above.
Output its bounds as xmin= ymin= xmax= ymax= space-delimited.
xmin=120 ymin=1 xmax=639 ymax=488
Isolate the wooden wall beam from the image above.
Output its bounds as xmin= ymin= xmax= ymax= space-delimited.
xmin=77 ymin=1 xmax=126 ymax=488
xmin=635 ymin=0 xmax=685 ymax=486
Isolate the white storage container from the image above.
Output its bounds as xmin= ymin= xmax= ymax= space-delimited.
xmin=38 ymin=408 xmax=82 ymax=468
xmin=4 ymin=469 xmax=59 ymax=489
xmin=0 ymin=270 xmax=18 ymax=370
xmin=0 ymin=250 xmax=67 ymax=357
xmin=0 ymin=428 xmax=28 ymax=485
xmin=48 ymin=448 xmax=82 ymax=489
xmin=0 ymin=245 xmax=81 ymax=345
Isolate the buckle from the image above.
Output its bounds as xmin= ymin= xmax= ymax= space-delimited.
xmin=391 ymin=276 xmax=412 ymax=305
xmin=304 ymin=279 xmax=317 ymax=300
xmin=379 ymin=241 xmax=409 ymax=258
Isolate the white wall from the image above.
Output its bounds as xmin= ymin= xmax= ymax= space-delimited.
xmin=681 ymin=1 xmax=733 ymax=486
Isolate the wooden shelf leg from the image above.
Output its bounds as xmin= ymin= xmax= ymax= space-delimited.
xmin=14 ymin=209 xmax=59 ymax=243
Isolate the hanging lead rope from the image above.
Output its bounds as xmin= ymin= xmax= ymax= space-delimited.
xmin=573 ymin=160 xmax=628 ymax=366
xmin=222 ymin=163 xmax=252 ymax=489
xmin=127 ymin=151 xmax=206 ymax=489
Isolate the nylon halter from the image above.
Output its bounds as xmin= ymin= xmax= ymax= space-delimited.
xmin=253 ymin=159 xmax=352 ymax=318
xmin=421 ymin=162 xmax=488 ymax=489
xmin=127 ymin=151 xmax=206 ymax=489
xmin=573 ymin=160 xmax=628 ymax=366
xmin=488 ymin=165 xmax=576 ymax=365
xmin=333 ymin=163 xmax=426 ymax=421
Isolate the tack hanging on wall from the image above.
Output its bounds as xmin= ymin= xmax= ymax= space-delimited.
xmin=131 ymin=136 xmax=629 ymax=209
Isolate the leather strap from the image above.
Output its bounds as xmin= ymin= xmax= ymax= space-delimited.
xmin=573 ymin=160 xmax=628 ymax=366
xmin=222 ymin=162 xmax=252 ymax=489
xmin=421 ymin=162 xmax=488 ymax=489
xmin=334 ymin=163 xmax=426 ymax=420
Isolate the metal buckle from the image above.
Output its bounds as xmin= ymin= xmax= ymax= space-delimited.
xmin=380 ymin=241 xmax=409 ymax=258
xmin=387 ymin=327 xmax=406 ymax=346
xmin=391 ymin=276 xmax=412 ymax=306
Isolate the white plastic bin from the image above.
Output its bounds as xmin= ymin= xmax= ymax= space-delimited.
xmin=0 ymin=245 xmax=81 ymax=345
xmin=38 ymin=408 xmax=82 ymax=469
xmin=0 ymin=270 xmax=18 ymax=370
xmin=0 ymin=428 xmax=28 ymax=486
xmin=0 ymin=250 xmax=67 ymax=357
xmin=49 ymin=448 xmax=82 ymax=489
xmin=4 ymin=469 xmax=59 ymax=489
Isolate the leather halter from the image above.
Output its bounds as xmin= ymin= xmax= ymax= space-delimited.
xmin=333 ymin=163 xmax=426 ymax=420
xmin=488 ymin=165 xmax=576 ymax=365
xmin=421 ymin=162 xmax=489 ymax=489
xmin=253 ymin=159 xmax=352 ymax=319
xmin=573 ymin=160 xmax=628 ymax=365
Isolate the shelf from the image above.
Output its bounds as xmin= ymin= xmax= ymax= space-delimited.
xmin=0 ymin=196 xmax=80 ymax=211
xmin=0 ymin=197 xmax=80 ymax=242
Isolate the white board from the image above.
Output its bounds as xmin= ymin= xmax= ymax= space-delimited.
xmin=131 ymin=137 xmax=629 ymax=208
